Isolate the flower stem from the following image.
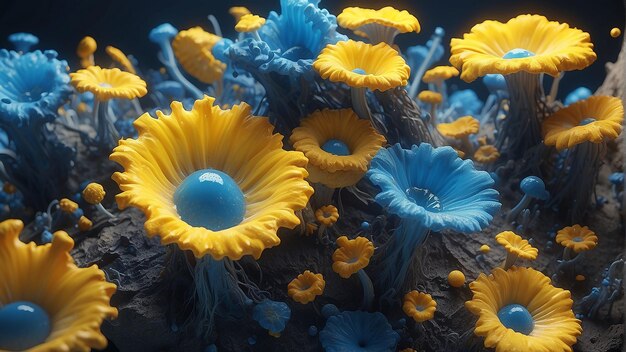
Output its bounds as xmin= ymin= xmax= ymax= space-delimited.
xmin=506 ymin=194 xmax=531 ymax=223
xmin=357 ymin=269 xmax=374 ymax=309
xmin=95 ymin=203 xmax=116 ymax=219
xmin=502 ymin=253 xmax=518 ymax=270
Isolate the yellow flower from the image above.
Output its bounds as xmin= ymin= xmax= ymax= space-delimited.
xmin=305 ymin=223 xmax=318 ymax=236
xmin=555 ymin=224 xmax=598 ymax=253
xmin=83 ymin=182 xmax=106 ymax=205
xmin=542 ymin=96 xmax=624 ymax=151
xmin=448 ymin=270 xmax=466 ymax=288
xmin=315 ymin=205 xmax=339 ymax=226
xmin=77 ymin=36 xmax=97 ymax=68
xmin=466 ymin=267 xmax=581 ymax=352
xmin=450 ymin=14 xmax=596 ymax=82
xmin=229 ymin=6 xmax=251 ymax=21
xmin=337 ymin=7 xmax=420 ymax=43
xmin=423 ymin=66 xmax=459 ymax=84
xmin=105 ymin=46 xmax=136 ymax=74
xmin=314 ymin=40 xmax=410 ymax=92
xmin=437 ymin=116 xmax=480 ymax=138
xmin=287 ymin=270 xmax=325 ymax=304
xmin=59 ymin=198 xmax=78 ymax=213
xmin=70 ymin=66 xmax=147 ymax=101
xmin=0 ymin=219 xmax=117 ymax=351
xmin=110 ymin=96 xmax=313 ymax=260
xmin=78 ymin=216 xmax=93 ymax=232
xmin=332 ymin=236 xmax=374 ymax=279
xmin=474 ymin=145 xmax=500 ymax=164
xmin=495 ymin=231 xmax=538 ymax=261
xmin=402 ymin=291 xmax=436 ymax=323
xmin=172 ymin=27 xmax=226 ymax=85
xmin=290 ymin=108 xmax=386 ymax=188
xmin=235 ymin=14 xmax=266 ymax=33
xmin=417 ymin=90 xmax=442 ymax=104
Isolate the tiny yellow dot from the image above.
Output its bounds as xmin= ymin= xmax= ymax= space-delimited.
xmin=611 ymin=28 xmax=621 ymax=38
xmin=479 ymin=244 xmax=491 ymax=253
xmin=575 ymin=275 xmax=585 ymax=281
xmin=448 ymin=270 xmax=466 ymax=288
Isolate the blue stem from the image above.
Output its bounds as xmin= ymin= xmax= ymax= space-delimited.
xmin=157 ymin=41 xmax=203 ymax=99
xmin=507 ymin=194 xmax=531 ymax=223
xmin=407 ymin=29 xmax=444 ymax=99
xmin=357 ymin=269 xmax=374 ymax=310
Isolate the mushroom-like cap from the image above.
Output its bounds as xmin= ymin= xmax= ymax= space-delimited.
xmin=78 ymin=216 xmax=93 ymax=231
xmin=337 ymin=7 xmax=420 ymax=34
xmin=229 ymin=6 xmax=251 ymax=21
xmin=422 ymin=66 xmax=459 ymax=83
xmin=450 ymin=14 xmax=596 ymax=82
xmin=315 ymin=205 xmax=339 ymax=226
xmin=437 ymin=116 xmax=480 ymax=138
xmin=564 ymin=87 xmax=592 ymax=106
xmin=235 ymin=14 xmax=266 ymax=33
xmin=474 ymin=145 xmax=500 ymax=164
xmin=82 ymin=182 xmax=106 ymax=205
xmin=59 ymin=198 xmax=79 ymax=213
xmin=417 ymin=90 xmax=442 ymax=104
xmin=287 ymin=270 xmax=325 ymax=304
xmin=482 ymin=74 xmax=507 ymax=93
xmin=252 ymin=300 xmax=291 ymax=334
xmin=0 ymin=219 xmax=117 ymax=351
xmin=448 ymin=270 xmax=466 ymax=288
xmin=555 ymin=224 xmax=598 ymax=253
xmin=76 ymin=36 xmax=97 ymax=58
xmin=610 ymin=28 xmax=622 ymax=38
xmin=495 ymin=231 xmax=538 ymax=260
xmin=105 ymin=46 xmax=136 ymax=74
xmin=8 ymin=32 xmax=39 ymax=51
xmin=149 ymin=23 xmax=178 ymax=44
xmin=70 ymin=66 xmax=147 ymax=101
xmin=290 ymin=108 xmax=386 ymax=188
xmin=402 ymin=291 xmax=437 ymax=323
xmin=172 ymin=27 xmax=225 ymax=84
xmin=314 ymin=40 xmax=410 ymax=92
xmin=519 ymin=176 xmax=549 ymax=201
xmin=543 ymin=96 xmax=624 ymax=151
xmin=332 ymin=236 xmax=374 ymax=279
xmin=466 ymin=267 xmax=581 ymax=352
xmin=110 ymin=96 xmax=313 ymax=260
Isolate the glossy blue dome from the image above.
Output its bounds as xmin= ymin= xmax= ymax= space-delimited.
xmin=498 ymin=304 xmax=534 ymax=335
xmin=0 ymin=301 xmax=51 ymax=351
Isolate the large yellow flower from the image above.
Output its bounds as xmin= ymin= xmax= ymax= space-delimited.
xmin=542 ymin=96 xmax=624 ymax=151
xmin=555 ymin=224 xmax=598 ymax=253
xmin=0 ymin=219 xmax=117 ymax=352
xmin=314 ymin=40 xmax=410 ymax=92
xmin=466 ymin=267 xmax=581 ymax=352
xmin=450 ymin=14 xmax=596 ymax=82
xmin=70 ymin=66 xmax=147 ymax=101
xmin=290 ymin=108 xmax=386 ymax=188
xmin=110 ymin=96 xmax=313 ymax=260
xmin=337 ymin=7 xmax=420 ymax=43
xmin=172 ymin=27 xmax=226 ymax=84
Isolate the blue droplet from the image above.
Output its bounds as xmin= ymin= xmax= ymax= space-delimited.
xmin=174 ymin=169 xmax=245 ymax=231
xmin=40 ymin=230 xmax=53 ymax=244
xmin=503 ymin=48 xmax=536 ymax=59
xmin=360 ymin=221 xmax=370 ymax=230
xmin=247 ymin=336 xmax=257 ymax=345
xmin=497 ymin=304 xmax=534 ymax=335
xmin=308 ymin=325 xmax=318 ymax=336
xmin=0 ymin=301 xmax=51 ymax=350
xmin=321 ymin=139 xmax=351 ymax=156
xmin=352 ymin=68 xmax=366 ymax=75
xmin=579 ymin=117 xmax=596 ymax=126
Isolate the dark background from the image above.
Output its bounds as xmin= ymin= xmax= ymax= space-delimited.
xmin=0 ymin=0 xmax=624 ymax=98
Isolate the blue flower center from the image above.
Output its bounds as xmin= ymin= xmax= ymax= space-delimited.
xmin=573 ymin=237 xmax=583 ymax=242
xmin=281 ymin=46 xmax=314 ymax=61
xmin=0 ymin=301 xmax=51 ymax=351
xmin=352 ymin=68 xmax=366 ymax=75
xmin=173 ymin=169 xmax=245 ymax=231
xmin=503 ymin=48 xmax=536 ymax=59
xmin=321 ymin=139 xmax=351 ymax=156
xmin=579 ymin=117 xmax=596 ymax=125
xmin=405 ymin=187 xmax=442 ymax=212
xmin=497 ymin=304 xmax=534 ymax=335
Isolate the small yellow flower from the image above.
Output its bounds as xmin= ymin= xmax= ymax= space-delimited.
xmin=448 ymin=270 xmax=466 ymax=288
xmin=172 ymin=27 xmax=226 ymax=85
xmin=332 ymin=236 xmax=374 ymax=279
xmin=287 ymin=270 xmax=325 ymax=304
xmin=83 ymin=182 xmax=106 ymax=205
xmin=76 ymin=36 xmax=97 ymax=59
xmin=229 ymin=6 xmax=251 ymax=21
xmin=555 ymin=224 xmax=598 ymax=253
xmin=542 ymin=96 xmax=624 ymax=151
xmin=70 ymin=66 xmax=147 ymax=101
xmin=610 ymin=27 xmax=621 ymax=38
xmin=315 ymin=205 xmax=339 ymax=226
xmin=314 ymin=40 xmax=410 ymax=92
xmin=337 ymin=7 xmax=420 ymax=43
xmin=105 ymin=46 xmax=136 ymax=74
xmin=235 ymin=14 xmax=266 ymax=33
xmin=305 ymin=223 xmax=318 ymax=236
xmin=474 ymin=145 xmax=500 ymax=164
xmin=59 ymin=198 xmax=79 ymax=213
xmin=437 ymin=116 xmax=480 ymax=139
xmin=495 ymin=231 xmax=538 ymax=261
xmin=422 ymin=66 xmax=459 ymax=84
xmin=417 ymin=90 xmax=442 ymax=105
xmin=402 ymin=291 xmax=436 ymax=323
xmin=466 ymin=267 xmax=581 ymax=352
xmin=78 ymin=216 xmax=93 ymax=232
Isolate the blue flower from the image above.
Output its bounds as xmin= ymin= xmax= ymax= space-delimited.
xmin=482 ymin=74 xmax=507 ymax=93
xmin=448 ymin=89 xmax=483 ymax=118
xmin=252 ymin=300 xmax=291 ymax=334
xmin=564 ymin=87 xmax=592 ymax=106
xmin=0 ymin=50 xmax=71 ymax=125
xmin=319 ymin=311 xmax=399 ymax=352
xmin=367 ymin=143 xmax=501 ymax=233
xmin=8 ymin=33 xmax=39 ymax=52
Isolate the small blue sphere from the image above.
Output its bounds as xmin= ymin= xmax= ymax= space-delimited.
xmin=497 ymin=304 xmax=534 ymax=335
xmin=321 ymin=139 xmax=351 ymax=156
xmin=40 ymin=230 xmax=53 ymax=244
xmin=0 ymin=301 xmax=51 ymax=351
xmin=174 ymin=169 xmax=245 ymax=231
xmin=360 ymin=221 xmax=370 ymax=230
xmin=308 ymin=325 xmax=318 ymax=336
